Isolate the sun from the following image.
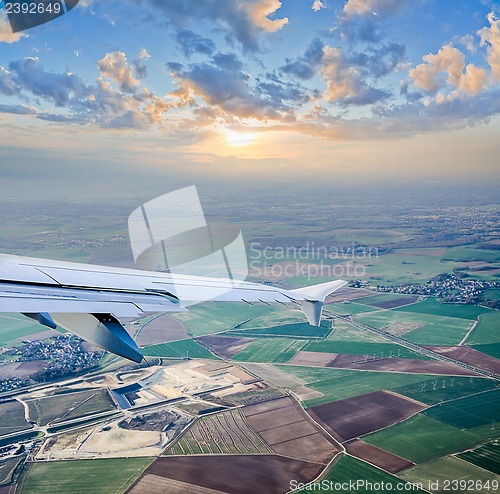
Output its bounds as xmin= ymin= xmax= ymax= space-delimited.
xmin=225 ymin=130 xmax=257 ymax=147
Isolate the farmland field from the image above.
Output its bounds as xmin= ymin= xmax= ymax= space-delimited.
xmin=164 ymin=408 xmax=271 ymax=455
xmin=363 ymin=414 xmax=490 ymax=463
xmin=279 ymin=366 xmax=436 ymax=406
xmin=232 ymin=338 xmax=305 ymax=363
xmin=458 ymin=440 xmax=500 ymax=475
xmin=0 ymin=314 xmax=52 ymax=346
xmin=325 ymin=302 xmax=379 ymax=315
xmin=293 ymin=454 xmax=427 ymax=494
xmin=394 ymin=297 xmax=490 ymax=319
xmin=471 ymin=342 xmax=500 ymax=359
xmin=132 ymin=454 xmax=324 ymax=494
xmin=465 ymin=311 xmax=500 ymax=345
xmin=355 ymin=310 xmax=473 ymax=346
xmin=17 ymin=458 xmax=153 ymax=494
xmin=0 ymin=400 xmax=33 ymax=436
xmin=0 ymin=456 xmax=24 ymax=486
xmin=393 ymin=376 xmax=500 ymax=405
xmin=399 ymin=455 xmax=499 ymax=492
xmin=173 ymin=302 xmax=277 ymax=337
xmin=424 ymin=389 xmax=500 ymax=429
xmin=302 ymin=340 xmax=429 ymax=359
xmin=355 ymin=293 xmax=419 ymax=308
xmin=142 ymin=338 xmax=218 ymax=359
xmin=27 ymin=389 xmax=116 ymax=426
xmin=309 ymin=390 xmax=426 ymax=442
xmin=227 ymin=321 xmax=331 ymax=339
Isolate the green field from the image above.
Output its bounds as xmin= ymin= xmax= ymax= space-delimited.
xmin=443 ymin=246 xmax=500 ymax=263
xmin=424 ymin=389 xmax=500 ymax=429
xmin=0 ymin=400 xmax=33 ymax=436
xmin=483 ymin=288 xmax=500 ymax=301
xmin=227 ymin=321 xmax=331 ymax=339
xmin=362 ymin=252 xmax=456 ymax=285
xmin=458 ymin=440 xmax=500 ymax=475
xmin=17 ymin=458 xmax=153 ymax=494
xmin=325 ymin=302 xmax=379 ymax=315
xmin=293 ymin=454 xmax=426 ymax=494
xmin=395 ymin=297 xmax=490 ymax=320
xmin=0 ymin=314 xmax=53 ymax=346
xmin=142 ymin=338 xmax=218 ymax=359
xmin=173 ymin=302 xmax=277 ymax=337
xmin=471 ymin=342 xmax=500 ymax=359
xmin=355 ymin=309 xmax=473 ymax=346
xmin=363 ymin=414 xmax=481 ymax=463
xmin=232 ymin=338 xmax=305 ymax=363
xmin=302 ymin=340 xmax=429 ymax=359
xmin=399 ymin=455 xmax=499 ymax=492
xmin=325 ymin=322 xmax=389 ymax=344
xmin=279 ymin=366 xmax=436 ymax=406
xmin=394 ymin=377 xmax=500 ymax=405
xmin=465 ymin=311 xmax=500 ymax=345
xmin=27 ymin=389 xmax=116 ymax=426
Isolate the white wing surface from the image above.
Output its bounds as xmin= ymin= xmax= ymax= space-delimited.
xmin=0 ymin=253 xmax=347 ymax=362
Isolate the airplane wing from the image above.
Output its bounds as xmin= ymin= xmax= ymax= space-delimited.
xmin=0 ymin=253 xmax=347 ymax=362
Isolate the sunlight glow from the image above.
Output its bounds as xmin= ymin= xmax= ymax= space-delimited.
xmin=225 ymin=130 xmax=257 ymax=147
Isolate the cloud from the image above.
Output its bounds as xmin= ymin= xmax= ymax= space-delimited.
xmin=176 ymin=30 xmax=216 ymax=57
xmin=409 ymin=43 xmax=488 ymax=96
xmin=281 ymin=38 xmax=325 ymax=80
xmin=138 ymin=0 xmax=287 ymax=51
xmin=169 ymin=53 xmax=287 ymax=120
xmin=312 ymin=0 xmax=326 ymax=12
xmin=247 ymin=0 xmax=288 ymax=32
xmin=0 ymin=13 xmax=25 ymax=44
xmin=8 ymin=57 xmax=89 ymax=106
xmin=0 ymin=66 xmax=20 ymax=96
xmin=343 ymin=0 xmax=404 ymax=17
xmin=479 ymin=12 xmax=500 ymax=82
xmin=132 ymin=50 xmax=151 ymax=80
xmin=321 ymin=45 xmax=389 ymax=104
xmin=97 ymin=52 xmax=140 ymax=93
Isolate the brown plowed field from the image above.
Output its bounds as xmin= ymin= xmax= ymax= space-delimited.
xmin=346 ymin=440 xmax=414 ymax=473
xmin=0 ymin=360 xmax=46 ymax=379
xmin=136 ymin=314 xmax=188 ymax=346
xmin=308 ymin=390 xmax=427 ymax=442
xmin=325 ymin=288 xmax=374 ymax=303
xmin=128 ymin=474 xmax=226 ymax=494
xmin=288 ymin=351 xmax=337 ymax=367
xmin=424 ymin=345 xmax=500 ymax=374
xmin=129 ymin=455 xmax=323 ymax=494
xmin=327 ymin=354 xmax=477 ymax=375
xmin=242 ymin=397 xmax=340 ymax=464
xmin=197 ymin=335 xmax=255 ymax=359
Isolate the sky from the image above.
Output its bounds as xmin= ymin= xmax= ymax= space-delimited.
xmin=1 ymin=0 xmax=500 ymax=192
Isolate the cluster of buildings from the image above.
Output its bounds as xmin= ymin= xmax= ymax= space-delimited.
xmin=377 ymin=273 xmax=500 ymax=305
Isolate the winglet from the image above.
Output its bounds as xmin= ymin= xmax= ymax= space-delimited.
xmin=291 ymin=280 xmax=348 ymax=326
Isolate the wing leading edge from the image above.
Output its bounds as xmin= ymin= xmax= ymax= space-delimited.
xmin=0 ymin=254 xmax=347 ymax=362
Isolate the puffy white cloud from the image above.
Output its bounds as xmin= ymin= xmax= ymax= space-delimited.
xmin=409 ymin=43 xmax=489 ymax=97
xmin=247 ymin=0 xmax=288 ymax=32
xmin=97 ymin=52 xmax=140 ymax=93
xmin=479 ymin=12 xmax=500 ymax=82
xmin=312 ymin=0 xmax=326 ymax=12
xmin=458 ymin=63 xmax=488 ymax=96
